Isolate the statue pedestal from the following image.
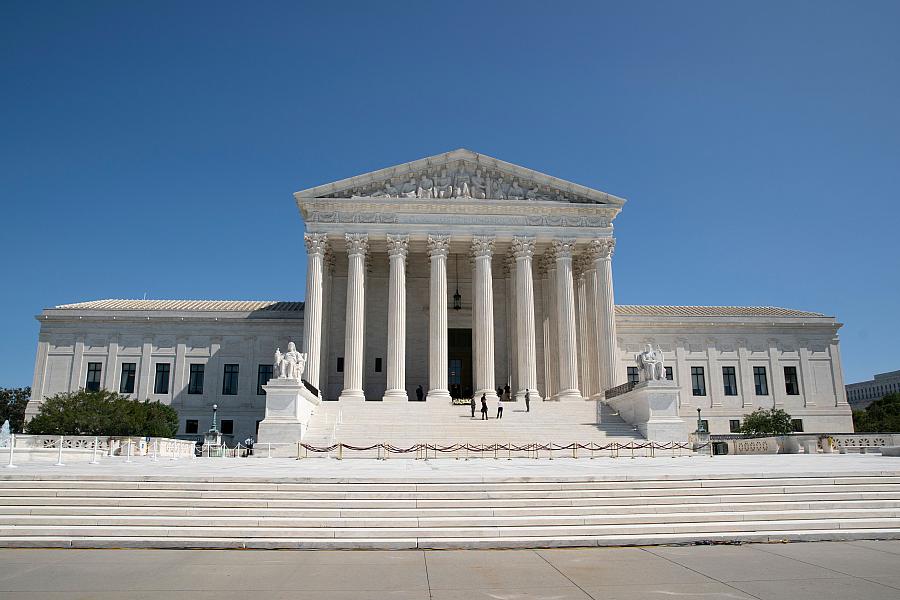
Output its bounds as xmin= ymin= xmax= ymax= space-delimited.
xmin=605 ymin=380 xmax=687 ymax=442
xmin=256 ymin=379 xmax=321 ymax=455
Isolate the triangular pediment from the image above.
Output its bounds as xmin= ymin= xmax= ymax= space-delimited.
xmin=294 ymin=148 xmax=624 ymax=206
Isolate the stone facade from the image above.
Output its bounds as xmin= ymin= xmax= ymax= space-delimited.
xmin=846 ymin=369 xmax=900 ymax=409
xmin=24 ymin=149 xmax=853 ymax=440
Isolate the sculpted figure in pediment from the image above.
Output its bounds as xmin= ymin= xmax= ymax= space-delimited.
xmin=399 ymin=177 xmax=418 ymax=198
xmin=370 ymin=179 xmax=399 ymax=197
xmin=454 ymin=167 xmax=471 ymax=198
xmin=470 ymin=169 xmax=486 ymax=199
xmin=418 ymin=173 xmax=435 ymax=198
xmin=491 ymin=176 xmax=507 ymax=199
xmin=526 ymin=185 xmax=546 ymax=201
xmin=508 ymin=179 xmax=526 ymax=200
xmin=434 ymin=168 xmax=454 ymax=198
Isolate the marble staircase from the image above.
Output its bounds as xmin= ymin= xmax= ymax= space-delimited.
xmin=1 ymin=470 xmax=899 ymax=549
xmin=301 ymin=398 xmax=644 ymax=454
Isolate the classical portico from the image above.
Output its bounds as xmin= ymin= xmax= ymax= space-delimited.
xmin=295 ymin=149 xmax=624 ymax=402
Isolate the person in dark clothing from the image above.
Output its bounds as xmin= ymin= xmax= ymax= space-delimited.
xmin=497 ymin=398 xmax=503 ymax=419
xmin=480 ymin=394 xmax=488 ymax=420
xmin=416 ymin=385 xmax=424 ymax=401
xmin=496 ymin=386 xmax=503 ymax=400
xmin=470 ymin=397 xmax=476 ymax=418
xmin=525 ymin=388 xmax=531 ymax=412
xmin=504 ymin=384 xmax=511 ymax=400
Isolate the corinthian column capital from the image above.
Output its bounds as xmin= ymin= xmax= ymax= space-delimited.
xmin=304 ymin=233 xmax=328 ymax=256
xmin=511 ymin=236 xmax=536 ymax=259
xmin=344 ymin=233 xmax=369 ymax=256
xmin=386 ymin=234 xmax=409 ymax=259
xmin=587 ymin=238 xmax=616 ymax=260
xmin=471 ymin=236 xmax=495 ymax=258
xmin=427 ymin=234 xmax=450 ymax=258
xmin=551 ymin=238 xmax=577 ymax=259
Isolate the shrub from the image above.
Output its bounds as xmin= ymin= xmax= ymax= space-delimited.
xmin=26 ymin=389 xmax=178 ymax=437
xmin=739 ymin=408 xmax=793 ymax=436
xmin=853 ymin=393 xmax=900 ymax=433
xmin=0 ymin=387 xmax=30 ymax=433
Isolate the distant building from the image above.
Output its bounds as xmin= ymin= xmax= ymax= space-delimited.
xmin=846 ymin=370 xmax=900 ymax=409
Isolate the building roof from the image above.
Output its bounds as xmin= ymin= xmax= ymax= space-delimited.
xmin=614 ymin=305 xmax=827 ymax=318
xmin=52 ymin=300 xmax=305 ymax=312
xmin=50 ymin=300 xmax=824 ymax=319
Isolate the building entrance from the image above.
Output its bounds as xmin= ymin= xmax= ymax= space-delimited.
xmin=448 ymin=328 xmax=473 ymax=399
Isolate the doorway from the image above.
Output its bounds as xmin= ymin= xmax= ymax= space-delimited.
xmin=448 ymin=328 xmax=473 ymax=399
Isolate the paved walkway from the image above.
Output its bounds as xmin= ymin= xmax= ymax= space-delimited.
xmin=5 ymin=453 xmax=900 ymax=481
xmin=1 ymin=541 xmax=899 ymax=599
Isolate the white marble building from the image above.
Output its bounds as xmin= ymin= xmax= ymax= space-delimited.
xmin=25 ymin=149 xmax=853 ymax=440
xmin=846 ymin=369 xmax=900 ymax=409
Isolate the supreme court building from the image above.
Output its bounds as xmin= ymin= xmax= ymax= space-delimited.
xmin=25 ymin=149 xmax=854 ymax=441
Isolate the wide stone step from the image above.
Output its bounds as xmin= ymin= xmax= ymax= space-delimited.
xmin=3 ymin=517 xmax=900 ymax=541
xmin=2 ymin=507 xmax=898 ymax=529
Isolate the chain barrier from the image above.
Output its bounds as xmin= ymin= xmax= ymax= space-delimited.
xmin=293 ymin=440 xmax=706 ymax=459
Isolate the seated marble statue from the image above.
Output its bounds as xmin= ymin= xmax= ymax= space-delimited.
xmin=434 ymin=169 xmax=454 ymax=198
xmin=372 ymin=180 xmax=399 ymax=197
xmin=636 ymin=343 xmax=665 ymax=381
xmin=275 ymin=342 xmax=307 ymax=381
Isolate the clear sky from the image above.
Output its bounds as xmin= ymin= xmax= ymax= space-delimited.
xmin=1 ymin=1 xmax=898 ymax=388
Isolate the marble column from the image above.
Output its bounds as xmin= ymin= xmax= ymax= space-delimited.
xmin=472 ymin=237 xmax=499 ymax=402
xmin=589 ymin=238 xmax=618 ymax=391
xmin=383 ymin=234 xmax=409 ymax=401
xmin=583 ymin=259 xmax=601 ymax=400
xmin=539 ymin=256 xmax=556 ymax=400
xmin=302 ymin=233 xmax=327 ymax=394
xmin=512 ymin=237 xmax=541 ymax=401
xmin=339 ymin=233 xmax=368 ymax=401
xmin=574 ymin=255 xmax=594 ymax=401
xmin=426 ymin=235 xmax=452 ymax=402
xmin=504 ymin=253 xmax=518 ymax=399
xmin=553 ymin=239 xmax=582 ymax=401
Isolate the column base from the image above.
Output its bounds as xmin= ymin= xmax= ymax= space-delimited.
xmin=556 ymin=389 xmax=584 ymax=401
xmin=382 ymin=389 xmax=409 ymax=402
xmin=516 ymin=389 xmax=543 ymax=402
xmin=338 ymin=389 xmax=365 ymax=402
xmin=426 ymin=389 xmax=451 ymax=402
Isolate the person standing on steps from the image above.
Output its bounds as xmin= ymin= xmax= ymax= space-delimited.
xmin=480 ymin=393 xmax=488 ymax=420
xmin=497 ymin=397 xmax=504 ymax=419
xmin=416 ymin=385 xmax=424 ymax=401
xmin=525 ymin=388 xmax=531 ymax=412
xmin=470 ymin=396 xmax=476 ymax=418
xmin=504 ymin=384 xmax=511 ymax=401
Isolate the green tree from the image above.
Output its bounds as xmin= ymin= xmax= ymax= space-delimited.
xmin=739 ymin=408 xmax=794 ymax=436
xmin=853 ymin=393 xmax=900 ymax=432
xmin=0 ymin=387 xmax=31 ymax=433
xmin=25 ymin=389 xmax=178 ymax=437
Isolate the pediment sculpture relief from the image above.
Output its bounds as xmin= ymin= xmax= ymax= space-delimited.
xmin=320 ymin=161 xmax=601 ymax=204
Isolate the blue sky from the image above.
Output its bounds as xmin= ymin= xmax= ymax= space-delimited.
xmin=1 ymin=1 xmax=898 ymax=387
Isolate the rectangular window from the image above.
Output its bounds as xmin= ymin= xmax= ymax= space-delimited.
xmin=85 ymin=362 xmax=103 ymax=391
xmin=185 ymin=419 xmax=199 ymax=434
xmin=754 ymin=366 xmax=769 ymax=395
xmin=375 ymin=357 xmax=382 ymax=373
xmin=665 ymin=366 xmax=673 ymax=381
xmin=722 ymin=366 xmax=738 ymax=396
xmin=627 ymin=366 xmax=640 ymax=385
xmin=220 ymin=419 xmax=234 ymax=435
xmin=691 ymin=366 xmax=706 ymax=396
xmin=791 ymin=419 xmax=804 ymax=433
xmin=119 ymin=362 xmax=136 ymax=394
xmin=729 ymin=419 xmax=741 ymax=433
xmin=154 ymin=363 xmax=170 ymax=394
xmin=699 ymin=419 xmax=709 ymax=433
xmin=188 ymin=364 xmax=205 ymax=394
xmin=222 ymin=364 xmax=239 ymax=395
xmin=784 ymin=366 xmax=800 ymax=395
xmin=337 ymin=357 xmax=344 ymax=373
xmin=257 ymin=364 xmax=273 ymax=395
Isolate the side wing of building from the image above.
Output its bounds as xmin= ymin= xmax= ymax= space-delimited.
xmin=615 ymin=306 xmax=852 ymax=434
xmin=27 ymin=300 xmax=304 ymax=443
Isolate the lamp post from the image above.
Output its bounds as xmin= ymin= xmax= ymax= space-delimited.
xmin=211 ymin=403 xmax=218 ymax=432
xmin=696 ymin=408 xmax=703 ymax=433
